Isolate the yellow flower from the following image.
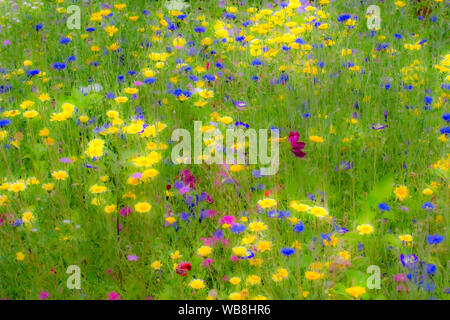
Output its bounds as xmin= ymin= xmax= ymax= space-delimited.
xmin=151 ymin=261 xmax=162 ymax=270
xmin=229 ymin=292 xmax=243 ymax=300
xmin=189 ymin=279 xmax=205 ymax=290
xmin=309 ymin=206 xmax=328 ymax=218
xmin=345 ymin=286 xmax=366 ymax=299
xmin=52 ymin=170 xmax=69 ymax=181
xmin=339 ymin=251 xmax=350 ymax=260
xmin=422 ymin=188 xmax=433 ymax=196
xmin=257 ymin=198 xmax=277 ymax=209
xmin=22 ymin=211 xmax=34 ymax=223
xmin=89 ymin=184 xmax=108 ymax=194
xmin=394 ymin=185 xmax=409 ymax=201
xmin=249 ymin=221 xmax=267 ymax=232
xmin=309 ymin=135 xmax=324 ymax=143
xmin=399 ymin=234 xmax=413 ymax=243
xmin=42 ymin=183 xmax=54 ymax=191
xmin=357 ymin=224 xmax=374 ymax=235
xmin=135 ymin=202 xmax=152 ymax=213
xmin=305 ymin=271 xmax=324 ymax=280
xmin=23 ymin=110 xmax=38 ymax=119
xmin=16 ymin=252 xmax=25 ymax=261
xmin=8 ymin=182 xmax=26 ymax=192
xmin=114 ymin=96 xmax=128 ymax=103
xmin=232 ymin=246 xmax=247 ymax=257
xmin=230 ymin=277 xmax=241 ymax=285
xmin=246 ymin=275 xmax=261 ymax=286
xmin=104 ymin=205 xmax=116 ymax=214
xmin=166 ymin=217 xmax=176 ymax=224
xmin=256 ymin=241 xmax=272 ymax=252
xmin=170 ymin=251 xmax=182 ymax=260
xmin=197 ymin=246 xmax=212 ymax=257
xmin=395 ymin=1 xmax=406 ymax=8
xmin=173 ymin=37 xmax=186 ymax=48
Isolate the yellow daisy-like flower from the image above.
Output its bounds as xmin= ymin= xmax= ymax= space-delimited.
xmin=89 ymin=184 xmax=108 ymax=194
xmin=23 ymin=110 xmax=39 ymax=119
xmin=8 ymin=182 xmax=26 ymax=192
xmin=22 ymin=211 xmax=34 ymax=223
xmin=16 ymin=252 xmax=25 ymax=261
xmin=305 ymin=271 xmax=324 ymax=280
xmin=394 ymin=185 xmax=409 ymax=201
xmin=189 ymin=279 xmax=205 ymax=290
xmin=114 ymin=96 xmax=128 ymax=103
xmin=309 ymin=206 xmax=329 ymax=218
xmin=345 ymin=286 xmax=366 ymax=299
xmin=52 ymin=170 xmax=69 ymax=181
xmin=357 ymin=224 xmax=374 ymax=235
xmin=257 ymin=198 xmax=277 ymax=209
xmin=135 ymin=202 xmax=152 ymax=213
xmin=249 ymin=221 xmax=267 ymax=232
xmin=151 ymin=261 xmax=162 ymax=270
xmin=232 ymin=246 xmax=247 ymax=257
xmin=399 ymin=234 xmax=413 ymax=243
xmin=197 ymin=246 xmax=213 ymax=257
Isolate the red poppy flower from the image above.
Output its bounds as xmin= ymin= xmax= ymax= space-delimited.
xmin=176 ymin=261 xmax=192 ymax=277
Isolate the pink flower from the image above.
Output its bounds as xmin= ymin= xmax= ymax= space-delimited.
xmin=38 ymin=291 xmax=50 ymax=300
xmin=3 ymin=40 xmax=11 ymax=46
xmin=127 ymin=255 xmax=139 ymax=261
xmin=219 ymin=215 xmax=235 ymax=225
xmin=107 ymin=292 xmax=121 ymax=300
xmin=288 ymin=131 xmax=306 ymax=158
xmin=202 ymin=259 xmax=213 ymax=268
xmin=120 ymin=206 xmax=132 ymax=217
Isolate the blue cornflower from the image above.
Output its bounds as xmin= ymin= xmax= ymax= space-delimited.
xmin=0 ymin=119 xmax=11 ymax=128
xmin=251 ymin=59 xmax=262 ymax=66
xmin=440 ymin=127 xmax=450 ymax=135
xmin=144 ymin=77 xmax=156 ymax=84
xmin=194 ymin=26 xmax=205 ymax=33
xmin=427 ymin=234 xmax=444 ymax=245
xmin=421 ymin=202 xmax=435 ymax=211
xmin=281 ymin=247 xmax=295 ymax=256
xmin=59 ymin=37 xmax=71 ymax=45
xmin=426 ymin=264 xmax=437 ymax=275
xmin=26 ymin=69 xmax=40 ymax=77
xmin=231 ymin=223 xmax=246 ymax=234
xmin=442 ymin=113 xmax=450 ymax=122
xmin=424 ymin=96 xmax=433 ymax=105
xmin=337 ymin=14 xmax=351 ymax=22
xmin=36 ymin=23 xmax=43 ymax=31
xmin=378 ymin=203 xmax=390 ymax=212
xmin=293 ymin=221 xmax=305 ymax=233
xmin=53 ymin=62 xmax=66 ymax=70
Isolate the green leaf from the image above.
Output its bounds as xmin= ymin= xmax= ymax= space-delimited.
xmin=367 ymin=174 xmax=394 ymax=208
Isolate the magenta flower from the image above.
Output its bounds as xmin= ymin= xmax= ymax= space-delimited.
xmin=107 ymin=292 xmax=121 ymax=300
xmin=219 ymin=215 xmax=235 ymax=225
xmin=288 ymin=131 xmax=306 ymax=158
xmin=38 ymin=291 xmax=50 ymax=300
xmin=120 ymin=206 xmax=132 ymax=217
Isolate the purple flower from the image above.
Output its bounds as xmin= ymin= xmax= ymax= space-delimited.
xmin=127 ymin=255 xmax=139 ymax=261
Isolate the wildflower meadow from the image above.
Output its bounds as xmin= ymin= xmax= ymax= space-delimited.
xmin=0 ymin=0 xmax=448 ymax=301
